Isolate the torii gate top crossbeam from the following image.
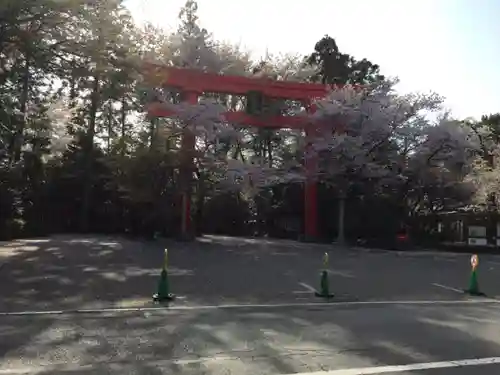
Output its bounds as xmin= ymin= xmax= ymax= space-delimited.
xmin=142 ymin=62 xmax=330 ymax=101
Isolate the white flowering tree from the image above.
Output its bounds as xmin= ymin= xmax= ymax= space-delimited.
xmin=302 ymin=81 xmax=476 ymax=242
xmin=151 ymin=67 xmax=477 ymax=241
xmin=186 ymin=80 xmax=471 ymax=242
xmin=462 ymin=115 xmax=500 ymax=210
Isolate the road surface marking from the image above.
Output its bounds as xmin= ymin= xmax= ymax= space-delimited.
xmin=432 ymin=283 xmax=464 ymax=293
xmin=282 ymin=356 xmax=500 ymax=374
xmin=328 ymin=269 xmax=355 ymax=278
xmin=299 ymin=282 xmax=317 ymax=292
xmin=0 ymin=299 xmax=498 ymax=316
xmin=0 ymin=356 xmax=247 ymax=374
xmin=292 ymin=282 xmax=316 ymax=294
xmin=1 ymin=355 xmax=500 ymax=374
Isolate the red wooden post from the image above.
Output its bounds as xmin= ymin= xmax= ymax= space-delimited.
xmin=180 ymin=91 xmax=198 ymax=238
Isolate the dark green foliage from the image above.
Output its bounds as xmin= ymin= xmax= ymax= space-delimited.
xmin=305 ymin=35 xmax=384 ymax=85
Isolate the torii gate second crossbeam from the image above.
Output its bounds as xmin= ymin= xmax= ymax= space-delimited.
xmin=142 ymin=62 xmax=332 ymax=240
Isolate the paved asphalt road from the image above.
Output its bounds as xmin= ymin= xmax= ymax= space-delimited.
xmin=1 ymin=235 xmax=500 ymax=374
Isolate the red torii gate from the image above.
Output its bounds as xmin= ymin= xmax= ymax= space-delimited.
xmin=142 ymin=62 xmax=331 ymax=240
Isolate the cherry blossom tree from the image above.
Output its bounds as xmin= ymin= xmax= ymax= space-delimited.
xmin=464 ymin=115 xmax=500 ymax=210
xmin=304 ymin=82 xmax=476 ymax=242
xmin=152 ymin=69 xmax=477 ymax=241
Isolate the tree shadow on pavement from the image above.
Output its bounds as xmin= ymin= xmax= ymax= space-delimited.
xmin=0 ymin=234 xmax=178 ymax=363
xmin=1 ymin=303 xmax=500 ymax=374
xmin=1 ymin=235 xmax=499 ymax=374
xmin=0 ymin=235 xmax=174 ymax=314
xmin=0 ymin=233 xmax=322 ymax=367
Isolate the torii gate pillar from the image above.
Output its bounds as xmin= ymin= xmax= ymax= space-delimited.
xmin=143 ymin=63 xmax=333 ymax=241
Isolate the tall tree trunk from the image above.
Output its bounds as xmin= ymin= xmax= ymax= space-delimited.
xmin=149 ymin=118 xmax=157 ymax=150
xmin=120 ymin=96 xmax=127 ymax=157
xmin=266 ymin=135 xmax=273 ymax=167
xmin=67 ymin=60 xmax=78 ymax=135
xmin=336 ymin=191 xmax=346 ymax=244
xmin=10 ymin=56 xmax=30 ymax=164
xmin=69 ymin=59 xmax=77 ymax=106
xmin=194 ymin=171 xmax=205 ymax=236
xmin=106 ymin=101 xmax=113 ymax=154
xmin=79 ymin=73 xmax=100 ymax=232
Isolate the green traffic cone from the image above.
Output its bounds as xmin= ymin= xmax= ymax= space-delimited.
xmin=464 ymin=254 xmax=485 ymax=297
xmin=315 ymin=253 xmax=334 ymax=298
xmin=153 ymin=249 xmax=175 ymax=302
xmin=466 ymin=268 xmax=484 ymax=296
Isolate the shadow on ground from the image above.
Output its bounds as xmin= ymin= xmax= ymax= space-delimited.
xmin=0 ymin=235 xmax=499 ymax=373
xmin=0 ymin=235 xmax=170 ymax=314
xmin=0 ymin=234 xmax=345 ymax=314
xmin=0 ymin=303 xmax=500 ymax=374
